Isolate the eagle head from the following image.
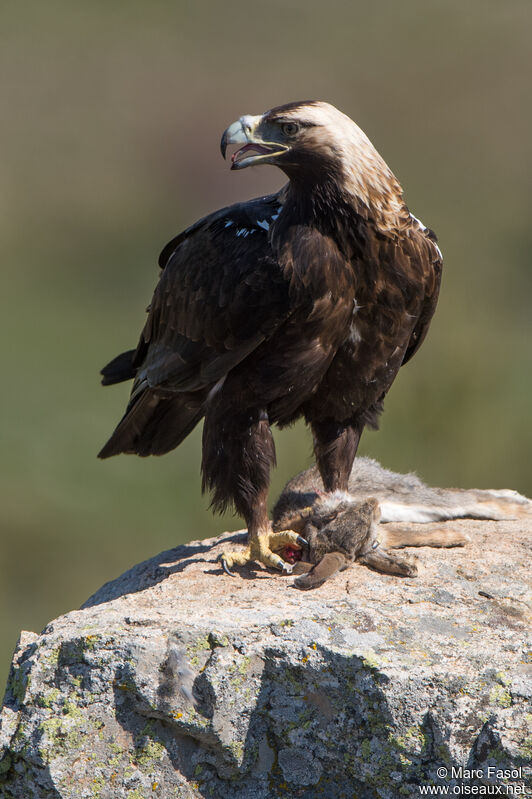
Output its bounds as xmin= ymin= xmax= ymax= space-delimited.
xmin=221 ymin=101 xmax=404 ymax=220
xmin=221 ymin=100 xmax=354 ymax=175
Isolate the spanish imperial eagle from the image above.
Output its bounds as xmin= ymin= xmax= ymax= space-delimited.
xmin=99 ymin=101 xmax=442 ymax=574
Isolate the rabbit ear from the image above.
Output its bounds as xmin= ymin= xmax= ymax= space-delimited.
xmin=293 ymin=552 xmax=348 ymax=590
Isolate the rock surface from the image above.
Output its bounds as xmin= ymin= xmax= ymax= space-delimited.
xmin=1 ymin=514 xmax=531 ymax=798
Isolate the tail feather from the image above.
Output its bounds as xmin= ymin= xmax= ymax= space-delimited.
xmin=98 ymin=390 xmax=204 ymax=459
xmin=101 ymin=350 xmax=137 ymax=386
xmin=136 ymin=397 xmax=204 ymax=455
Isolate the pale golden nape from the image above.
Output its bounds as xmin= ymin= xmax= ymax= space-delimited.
xmin=281 ymin=101 xmax=410 ymax=229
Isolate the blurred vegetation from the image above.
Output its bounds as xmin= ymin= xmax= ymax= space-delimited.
xmin=1 ymin=1 xmax=530 ymax=689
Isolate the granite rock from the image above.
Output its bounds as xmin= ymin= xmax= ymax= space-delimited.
xmin=1 ymin=514 xmax=531 ymax=798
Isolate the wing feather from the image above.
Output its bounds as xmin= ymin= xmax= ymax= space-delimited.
xmin=402 ymin=225 xmax=442 ymax=366
xmin=133 ymin=194 xmax=290 ymax=394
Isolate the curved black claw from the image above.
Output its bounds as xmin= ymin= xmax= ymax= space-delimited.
xmin=219 ymin=555 xmax=236 ymax=577
xmin=296 ymin=536 xmax=308 ymax=549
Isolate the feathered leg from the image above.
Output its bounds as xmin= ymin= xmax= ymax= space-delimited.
xmin=202 ymin=405 xmax=305 ymax=573
xmin=311 ymin=418 xmax=363 ymax=492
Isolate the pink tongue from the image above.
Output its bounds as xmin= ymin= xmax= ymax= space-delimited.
xmin=232 ymin=143 xmax=270 ymax=164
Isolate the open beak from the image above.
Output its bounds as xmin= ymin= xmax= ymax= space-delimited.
xmin=220 ymin=115 xmax=289 ymax=170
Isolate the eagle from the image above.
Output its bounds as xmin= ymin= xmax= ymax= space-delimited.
xmin=98 ymin=101 xmax=442 ymax=574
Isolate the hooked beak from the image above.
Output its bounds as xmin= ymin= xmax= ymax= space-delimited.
xmin=220 ymin=114 xmax=289 ymax=170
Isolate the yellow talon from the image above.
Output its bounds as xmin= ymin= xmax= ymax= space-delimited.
xmin=268 ymin=529 xmax=308 ymax=553
xmin=220 ymin=530 xmax=307 ymax=575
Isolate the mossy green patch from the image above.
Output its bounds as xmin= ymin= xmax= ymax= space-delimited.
xmin=36 ymin=688 xmax=61 ymax=708
xmin=228 ymin=740 xmax=244 ymax=761
xmin=361 ymin=651 xmax=380 ymax=670
xmin=187 ymin=636 xmax=211 ymax=668
xmin=0 ymin=753 xmax=12 ymax=776
xmin=360 ymin=739 xmax=371 ymax=759
xmin=135 ymin=737 xmax=165 ymax=768
xmin=38 ymin=714 xmax=87 ymax=761
xmin=364 ymin=708 xmax=388 ymax=737
xmin=494 ymin=670 xmax=510 ymax=686
xmin=91 ymin=774 xmax=105 ymax=797
xmin=42 ymin=646 xmax=60 ymax=668
xmin=63 ymin=698 xmax=83 ymax=718
xmin=518 ymin=735 xmax=532 ymax=760
xmin=107 ymin=742 xmax=123 ymax=768
xmin=7 ymin=666 xmax=29 ymax=705
xmin=228 ymin=655 xmax=252 ymax=688
xmin=84 ymin=634 xmax=101 ymax=651
xmin=489 ymin=684 xmax=512 ymax=708
xmin=113 ymin=675 xmax=136 ymax=692
xmin=278 ymin=665 xmax=306 ymax=691
xmin=393 ymin=725 xmax=429 ymax=753
xmin=207 ymin=631 xmax=229 ymax=648
xmin=133 ymin=722 xmax=166 ymax=771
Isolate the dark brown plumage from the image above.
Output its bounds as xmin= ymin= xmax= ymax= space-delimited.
xmin=99 ymin=101 xmax=442 ymax=573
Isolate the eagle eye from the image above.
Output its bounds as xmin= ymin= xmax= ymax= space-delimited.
xmin=281 ymin=122 xmax=299 ymax=137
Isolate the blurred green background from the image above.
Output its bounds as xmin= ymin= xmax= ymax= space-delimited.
xmin=1 ymin=1 xmax=531 ymax=689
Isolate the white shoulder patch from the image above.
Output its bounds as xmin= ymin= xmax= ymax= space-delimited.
xmin=228 ymin=206 xmax=280 ymax=237
xmin=410 ymin=213 xmax=427 ymax=232
xmin=410 ymin=213 xmax=443 ymax=259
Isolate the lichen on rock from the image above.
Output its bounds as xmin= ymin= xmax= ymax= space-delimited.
xmin=1 ymin=515 xmax=531 ymax=797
